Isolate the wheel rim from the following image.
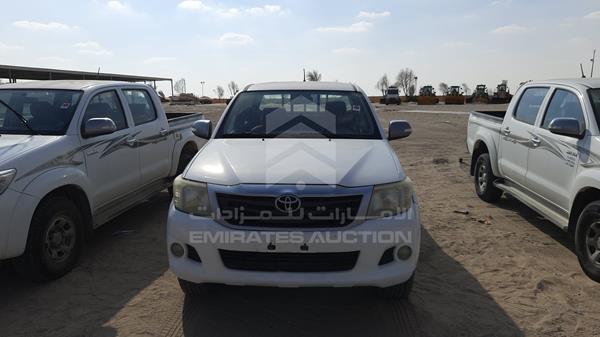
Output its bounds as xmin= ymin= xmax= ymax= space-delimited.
xmin=43 ymin=215 xmax=76 ymax=263
xmin=477 ymin=161 xmax=488 ymax=192
xmin=586 ymin=221 xmax=600 ymax=267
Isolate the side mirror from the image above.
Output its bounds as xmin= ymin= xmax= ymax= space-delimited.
xmin=548 ymin=118 xmax=585 ymax=139
xmin=83 ymin=118 xmax=117 ymax=138
xmin=192 ymin=120 xmax=212 ymax=139
xmin=388 ymin=120 xmax=412 ymax=140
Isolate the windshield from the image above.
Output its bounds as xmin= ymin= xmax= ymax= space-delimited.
xmin=0 ymin=89 xmax=83 ymax=135
xmin=387 ymin=89 xmax=399 ymax=95
xmin=216 ymin=90 xmax=381 ymax=139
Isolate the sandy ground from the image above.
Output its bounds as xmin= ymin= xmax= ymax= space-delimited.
xmin=1 ymin=102 xmax=599 ymax=337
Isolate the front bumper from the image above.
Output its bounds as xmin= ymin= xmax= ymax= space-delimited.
xmin=167 ymin=199 xmax=421 ymax=288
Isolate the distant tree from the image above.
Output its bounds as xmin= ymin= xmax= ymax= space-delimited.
xmin=306 ymin=70 xmax=322 ymax=82
xmin=439 ymin=82 xmax=449 ymax=95
xmin=376 ymin=74 xmax=389 ymax=96
xmin=408 ymin=84 xmax=416 ymax=97
xmin=395 ymin=68 xmax=416 ymax=96
xmin=214 ymin=86 xmax=225 ymax=99
xmin=461 ymin=83 xmax=471 ymax=95
xmin=227 ymin=81 xmax=239 ymax=97
xmin=174 ymin=78 xmax=186 ymax=94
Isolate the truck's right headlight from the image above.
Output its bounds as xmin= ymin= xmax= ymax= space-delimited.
xmin=367 ymin=178 xmax=414 ymax=218
xmin=0 ymin=169 xmax=16 ymax=195
xmin=173 ymin=176 xmax=212 ymax=217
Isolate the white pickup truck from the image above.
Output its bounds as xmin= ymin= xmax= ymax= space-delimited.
xmin=467 ymin=78 xmax=600 ymax=282
xmin=167 ymin=81 xmax=421 ymax=299
xmin=0 ymin=80 xmax=204 ymax=281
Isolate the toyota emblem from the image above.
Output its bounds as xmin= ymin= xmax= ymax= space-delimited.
xmin=275 ymin=195 xmax=301 ymax=213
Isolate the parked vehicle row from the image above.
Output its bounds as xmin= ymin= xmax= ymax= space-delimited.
xmin=0 ymin=80 xmax=204 ymax=281
xmin=467 ymin=78 xmax=600 ymax=282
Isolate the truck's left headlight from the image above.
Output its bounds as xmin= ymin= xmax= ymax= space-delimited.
xmin=367 ymin=178 xmax=414 ymax=218
xmin=173 ymin=176 xmax=212 ymax=217
xmin=0 ymin=169 xmax=16 ymax=195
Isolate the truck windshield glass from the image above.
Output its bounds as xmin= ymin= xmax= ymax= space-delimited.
xmin=216 ymin=91 xmax=381 ymax=139
xmin=589 ymin=89 xmax=600 ymax=128
xmin=0 ymin=89 xmax=82 ymax=135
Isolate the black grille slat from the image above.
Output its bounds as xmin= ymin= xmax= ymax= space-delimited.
xmin=216 ymin=193 xmax=362 ymax=228
xmin=219 ymin=250 xmax=359 ymax=272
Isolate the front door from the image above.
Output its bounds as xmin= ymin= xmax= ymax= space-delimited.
xmin=80 ymin=89 xmax=141 ymax=210
xmin=526 ymin=88 xmax=586 ymax=211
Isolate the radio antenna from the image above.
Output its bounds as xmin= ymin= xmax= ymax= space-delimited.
xmin=591 ymin=49 xmax=596 ymax=78
xmin=580 ymin=63 xmax=587 ymax=78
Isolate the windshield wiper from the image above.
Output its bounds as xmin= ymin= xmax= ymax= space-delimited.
xmin=0 ymin=98 xmax=37 ymax=135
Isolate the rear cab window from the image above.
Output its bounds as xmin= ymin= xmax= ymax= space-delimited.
xmin=513 ymin=87 xmax=549 ymax=125
xmin=122 ymin=89 xmax=157 ymax=126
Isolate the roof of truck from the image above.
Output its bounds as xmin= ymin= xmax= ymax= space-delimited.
xmin=536 ymin=78 xmax=600 ymax=89
xmin=0 ymin=80 xmax=150 ymax=91
xmin=245 ymin=81 xmax=358 ymax=92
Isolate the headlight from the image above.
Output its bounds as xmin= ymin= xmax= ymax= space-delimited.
xmin=367 ymin=178 xmax=414 ymax=218
xmin=0 ymin=169 xmax=16 ymax=195
xmin=173 ymin=175 xmax=212 ymax=216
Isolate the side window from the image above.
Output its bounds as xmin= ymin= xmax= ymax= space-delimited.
xmin=123 ymin=89 xmax=157 ymax=126
xmin=83 ymin=90 xmax=128 ymax=131
xmin=514 ymin=87 xmax=549 ymax=125
xmin=541 ymin=89 xmax=585 ymax=129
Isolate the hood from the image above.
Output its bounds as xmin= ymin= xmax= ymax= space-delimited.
xmin=0 ymin=134 xmax=60 ymax=167
xmin=185 ymin=139 xmax=405 ymax=187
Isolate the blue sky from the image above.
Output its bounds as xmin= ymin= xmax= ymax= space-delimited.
xmin=0 ymin=0 xmax=599 ymax=96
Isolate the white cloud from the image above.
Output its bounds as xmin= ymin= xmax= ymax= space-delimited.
xmin=491 ymin=24 xmax=531 ymax=34
xmin=218 ymin=33 xmax=254 ymax=45
xmin=332 ymin=47 xmax=363 ymax=54
xmin=356 ymin=11 xmax=390 ymax=19
xmin=247 ymin=5 xmax=283 ymax=15
xmin=0 ymin=42 xmax=24 ymax=51
xmin=584 ymin=11 xmax=600 ymax=20
xmin=107 ymin=0 xmax=127 ymax=11
xmin=178 ymin=0 xmax=211 ymax=11
xmin=74 ymin=41 xmax=113 ymax=56
xmin=216 ymin=8 xmax=242 ymax=18
xmin=12 ymin=20 xmax=76 ymax=31
xmin=143 ymin=56 xmax=176 ymax=64
xmin=442 ymin=41 xmax=472 ymax=48
xmin=316 ymin=21 xmax=373 ymax=33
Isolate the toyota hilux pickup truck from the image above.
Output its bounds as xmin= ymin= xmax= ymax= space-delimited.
xmin=0 ymin=80 xmax=204 ymax=281
xmin=467 ymin=79 xmax=600 ymax=282
xmin=167 ymin=81 xmax=420 ymax=299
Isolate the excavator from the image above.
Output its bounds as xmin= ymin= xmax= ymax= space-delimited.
xmin=417 ymin=85 xmax=439 ymax=105
xmin=444 ymin=85 xmax=465 ymax=105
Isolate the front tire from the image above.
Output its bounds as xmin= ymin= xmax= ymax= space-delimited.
xmin=474 ymin=153 xmax=502 ymax=203
xmin=14 ymin=197 xmax=83 ymax=282
xmin=379 ymin=274 xmax=414 ymax=300
xmin=575 ymin=202 xmax=600 ymax=283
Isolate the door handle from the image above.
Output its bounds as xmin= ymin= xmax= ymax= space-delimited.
xmin=159 ymin=129 xmax=169 ymax=137
xmin=530 ymin=136 xmax=541 ymax=147
xmin=126 ymin=138 xmax=137 ymax=147
xmin=502 ymin=127 xmax=511 ymax=136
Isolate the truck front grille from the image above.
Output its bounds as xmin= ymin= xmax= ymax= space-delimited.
xmin=219 ymin=249 xmax=359 ymax=272
xmin=216 ymin=193 xmax=362 ymax=228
